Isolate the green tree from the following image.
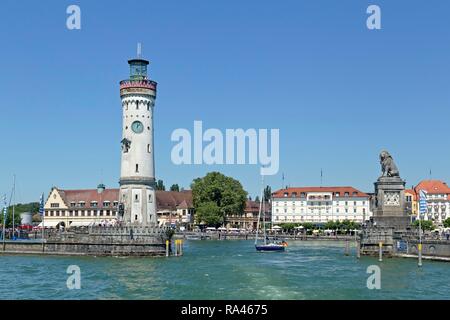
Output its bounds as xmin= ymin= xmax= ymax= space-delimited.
xmin=156 ymin=180 xmax=166 ymax=191
xmin=263 ymin=186 xmax=272 ymax=202
xmin=170 ymin=184 xmax=180 ymax=192
xmin=191 ymin=172 xmax=247 ymax=227
xmin=443 ymin=218 xmax=450 ymax=228
xmin=412 ymin=219 xmax=435 ymax=231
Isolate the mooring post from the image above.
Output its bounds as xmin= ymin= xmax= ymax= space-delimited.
xmin=418 ymin=243 xmax=423 ymax=267
xmin=166 ymin=240 xmax=169 ymax=257
xmin=356 ymin=239 xmax=361 ymax=259
xmin=379 ymin=242 xmax=383 ymax=262
xmin=345 ymin=239 xmax=350 ymax=256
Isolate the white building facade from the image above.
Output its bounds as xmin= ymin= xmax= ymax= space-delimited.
xmin=272 ymin=187 xmax=372 ymax=224
xmin=414 ymin=180 xmax=450 ymax=224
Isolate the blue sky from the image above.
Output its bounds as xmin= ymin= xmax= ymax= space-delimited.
xmin=1 ymin=0 xmax=449 ymax=203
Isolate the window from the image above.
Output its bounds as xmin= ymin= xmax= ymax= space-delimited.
xmin=335 ymin=192 xmax=340 ymax=197
xmin=148 ymin=194 xmax=153 ymax=203
xmin=50 ymin=203 xmax=59 ymax=208
xmin=78 ymin=202 xmax=85 ymax=208
xmin=135 ymin=215 xmax=138 ymax=221
xmin=103 ymin=201 xmax=110 ymax=207
xmin=91 ymin=202 xmax=98 ymax=208
xmin=70 ymin=202 xmax=76 ymax=207
xmin=352 ymin=192 xmax=358 ymax=196
xmin=354 ymin=208 xmax=357 ymax=213
xmin=135 ymin=194 xmax=139 ymax=202
xmin=292 ymin=192 xmax=297 ymax=198
xmin=148 ymin=144 xmax=151 ymax=153
xmin=113 ymin=201 xmax=118 ymax=207
xmin=135 ymin=164 xmax=139 ymax=173
xmin=354 ymin=201 xmax=357 ymax=206
xmin=344 ymin=192 xmax=349 ymax=197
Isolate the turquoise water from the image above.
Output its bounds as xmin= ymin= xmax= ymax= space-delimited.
xmin=1 ymin=240 xmax=449 ymax=300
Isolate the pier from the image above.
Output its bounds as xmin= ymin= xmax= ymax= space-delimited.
xmin=0 ymin=226 xmax=171 ymax=257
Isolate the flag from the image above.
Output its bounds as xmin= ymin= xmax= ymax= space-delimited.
xmin=39 ymin=193 xmax=45 ymax=216
xmin=419 ymin=189 xmax=427 ymax=215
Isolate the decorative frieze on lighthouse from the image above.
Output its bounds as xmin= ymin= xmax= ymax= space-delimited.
xmin=119 ymin=51 xmax=158 ymax=226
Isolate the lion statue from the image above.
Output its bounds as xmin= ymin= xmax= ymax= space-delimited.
xmin=380 ymin=150 xmax=400 ymax=177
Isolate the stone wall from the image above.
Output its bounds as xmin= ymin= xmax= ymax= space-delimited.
xmin=0 ymin=226 xmax=170 ymax=257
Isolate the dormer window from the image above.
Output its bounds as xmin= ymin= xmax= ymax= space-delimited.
xmin=335 ymin=192 xmax=340 ymax=197
xmin=78 ymin=201 xmax=85 ymax=208
xmin=291 ymin=192 xmax=297 ymax=198
xmin=284 ymin=193 xmax=289 ymax=197
xmin=103 ymin=201 xmax=111 ymax=207
xmin=344 ymin=192 xmax=349 ymax=197
xmin=90 ymin=201 xmax=98 ymax=208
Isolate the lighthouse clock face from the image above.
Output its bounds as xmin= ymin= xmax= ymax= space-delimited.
xmin=131 ymin=121 xmax=144 ymax=134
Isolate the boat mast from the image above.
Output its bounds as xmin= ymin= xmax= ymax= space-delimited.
xmin=263 ymin=193 xmax=267 ymax=245
xmin=12 ymin=175 xmax=15 ymax=234
xmin=255 ymin=175 xmax=264 ymax=246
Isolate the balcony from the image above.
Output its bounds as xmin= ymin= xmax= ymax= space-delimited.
xmin=120 ymin=79 xmax=157 ymax=90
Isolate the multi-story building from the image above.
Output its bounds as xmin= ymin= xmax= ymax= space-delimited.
xmin=412 ymin=180 xmax=450 ymax=224
xmin=271 ymin=187 xmax=372 ymax=224
xmin=225 ymin=200 xmax=271 ymax=230
xmin=405 ymin=189 xmax=417 ymax=216
xmin=42 ymin=186 xmax=194 ymax=228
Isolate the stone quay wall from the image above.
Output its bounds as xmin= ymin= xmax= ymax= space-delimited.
xmin=0 ymin=226 xmax=170 ymax=257
xmin=360 ymin=228 xmax=450 ymax=259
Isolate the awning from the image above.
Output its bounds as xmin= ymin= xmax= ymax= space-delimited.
xmin=69 ymin=221 xmax=93 ymax=228
xmin=38 ymin=221 xmax=60 ymax=228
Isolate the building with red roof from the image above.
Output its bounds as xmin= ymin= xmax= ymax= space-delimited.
xmin=411 ymin=180 xmax=450 ymax=223
xmin=271 ymin=186 xmax=372 ymax=224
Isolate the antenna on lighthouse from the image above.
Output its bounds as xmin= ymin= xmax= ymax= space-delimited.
xmin=137 ymin=43 xmax=142 ymax=58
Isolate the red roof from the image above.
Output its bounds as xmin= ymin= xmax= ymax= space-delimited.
xmin=62 ymin=189 xmax=119 ymax=208
xmin=413 ymin=180 xmax=450 ymax=201
xmin=414 ymin=180 xmax=450 ymax=194
xmin=272 ymin=186 xmax=368 ymax=198
xmin=245 ymin=200 xmax=271 ymax=213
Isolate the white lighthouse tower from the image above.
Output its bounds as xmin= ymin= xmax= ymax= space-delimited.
xmin=119 ymin=46 xmax=158 ymax=226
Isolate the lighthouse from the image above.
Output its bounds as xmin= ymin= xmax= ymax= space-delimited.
xmin=119 ymin=46 xmax=158 ymax=226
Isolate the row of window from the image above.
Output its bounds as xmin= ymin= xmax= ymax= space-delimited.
xmin=46 ymin=210 xmax=113 ymax=217
xmin=275 ymin=208 xmax=366 ymax=214
xmin=274 ymin=201 xmax=366 ymax=206
xmin=274 ymin=216 xmax=359 ymax=221
xmin=67 ymin=201 xmax=119 ymax=208
xmin=281 ymin=191 xmax=359 ymax=198
xmin=124 ymin=104 xmax=153 ymax=111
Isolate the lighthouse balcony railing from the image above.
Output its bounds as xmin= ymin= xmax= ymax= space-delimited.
xmin=120 ymin=79 xmax=157 ymax=90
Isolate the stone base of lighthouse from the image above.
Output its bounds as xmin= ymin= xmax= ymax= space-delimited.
xmin=119 ymin=178 xmax=157 ymax=226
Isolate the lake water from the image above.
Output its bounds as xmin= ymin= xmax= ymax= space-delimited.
xmin=1 ymin=240 xmax=449 ymax=300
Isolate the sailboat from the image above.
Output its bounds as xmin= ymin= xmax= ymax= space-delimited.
xmin=255 ymin=177 xmax=287 ymax=252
